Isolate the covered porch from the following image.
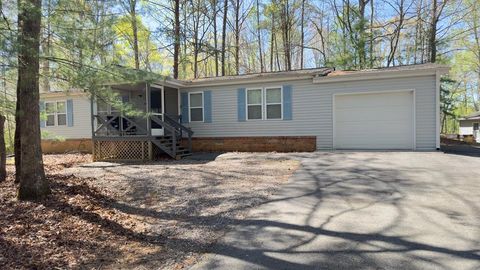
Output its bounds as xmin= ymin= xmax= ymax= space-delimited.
xmin=91 ymin=82 xmax=193 ymax=161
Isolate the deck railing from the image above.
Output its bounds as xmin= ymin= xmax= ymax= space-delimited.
xmin=93 ymin=113 xmax=193 ymax=157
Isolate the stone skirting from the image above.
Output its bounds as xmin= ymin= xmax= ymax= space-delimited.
xmin=42 ymin=139 xmax=92 ymax=154
xmin=186 ymin=136 xmax=316 ymax=152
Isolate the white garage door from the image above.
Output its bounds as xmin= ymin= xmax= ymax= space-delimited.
xmin=334 ymin=91 xmax=414 ymax=150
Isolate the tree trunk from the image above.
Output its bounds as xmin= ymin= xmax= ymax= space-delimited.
xmin=41 ymin=0 xmax=51 ymax=93
xmin=212 ymin=0 xmax=219 ymax=76
xmin=16 ymin=0 xmax=49 ymax=200
xmin=369 ymin=0 xmax=374 ymax=67
xmin=300 ymin=0 xmax=305 ymax=69
xmin=429 ymin=0 xmax=437 ymax=63
xmin=256 ymin=0 xmax=264 ymax=72
xmin=221 ymin=0 xmax=228 ymax=76
xmin=130 ymin=0 xmax=140 ymax=69
xmin=0 ymin=115 xmax=6 ymax=182
xmin=358 ymin=0 xmax=370 ymax=69
xmin=173 ymin=0 xmax=180 ymax=78
xmin=281 ymin=0 xmax=291 ymax=71
xmin=234 ymin=0 xmax=240 ymax=75
xmin=269 ymin=12 xmax=275 ymax=72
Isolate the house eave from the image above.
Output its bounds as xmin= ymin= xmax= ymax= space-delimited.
xmin=182 ymin=74 xmax=316 ymax=88
xmin=459 ymin=117 xmax=480 ymax=121
xmin=313 ymin=65 xmax=450 ymax=84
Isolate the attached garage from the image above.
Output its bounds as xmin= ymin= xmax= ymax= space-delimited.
xmin=334 ymin=91 xmax=415 ymax=150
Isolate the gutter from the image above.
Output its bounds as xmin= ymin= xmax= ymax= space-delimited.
xmin=40 ymin=91 xmax=88 ymax=98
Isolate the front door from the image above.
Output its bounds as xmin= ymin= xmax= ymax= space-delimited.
xmin=150 ymin=86 xmax=164 ymax=136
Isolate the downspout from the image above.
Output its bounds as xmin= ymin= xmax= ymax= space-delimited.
xmin=435 ymin=70 xmax=441 ymax=150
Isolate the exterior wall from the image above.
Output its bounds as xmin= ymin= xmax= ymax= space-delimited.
xmin=41 ymin=94 xmax=92 ymax=139
xmin=185 ymin=136 xmax=316 ymax=152
xmin=459 ymin=120 xmax=479 ymax=135
xmin=42 ymin=138 xmax=92 ymax=154
xmin=180 ymin=75 xmax=437 ymax=150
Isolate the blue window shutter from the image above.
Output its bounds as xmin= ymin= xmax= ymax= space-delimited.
xmin=237 ymin=88 xmax=246 ymax=122
xmin=204 ymin=90 xmax=212 ymax=123
xmin=39 ymin=101 xmax=46 ymax=128
xmin=283 ymin=85 xmax=292 ymax=120
xmin=67 ymin=99 xmax=74 ymax=127
xmin=181 ymin=92 xmax=189 ymax=123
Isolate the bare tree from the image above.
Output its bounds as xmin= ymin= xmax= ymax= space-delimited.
xmin=211 ymin=0 xmax=219 ymax=76
xmin=386 ymin=0 xmax=410 ymax=66
xmin=121 ymin=0 xmax=140 ymax=69
xmin=234 ymin=0 xmax=240 ymax=74
xmin=300 ymin=0 xmax=305 ymax=69
xmin=173 ymin=0 xmax=180 ymax=78
xmin=428 ymin=0 xmax=448 ymax=63
xmin=256 ymin=0 xmax=264 ymax=72
xmin=221 ymin=0 xmax=228 ymax=75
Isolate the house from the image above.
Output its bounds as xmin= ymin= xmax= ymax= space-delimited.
xmin=40 ymin=90 xmax=93 ymax=154
xmin=39 ymin=63 xmax=449 ymax=160
xmin=459 ymin=111 xmax=480 ymax=143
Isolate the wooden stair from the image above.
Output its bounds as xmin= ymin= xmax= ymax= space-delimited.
xmin=151 ymin=135 xmax=192 ymax=159
xmin=149 ymin=114 xmax=194 ymax=160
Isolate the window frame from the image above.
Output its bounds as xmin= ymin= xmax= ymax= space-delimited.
xmin=56 ymin=101 xmax=67 ymax=126
xmin=246 ymin=88 xmax=264 ymax=120
xmin=44 ymin=100 xmax=67 ymax=127
xmin=245 ymin=86 xmax=283 ymax=121
xmin=264 ymin=86 xmax=283 ymax=120
xmin=188 ymin=91 xmax=204 ymax=122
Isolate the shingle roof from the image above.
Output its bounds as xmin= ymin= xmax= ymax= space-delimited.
xmin=460 ymin=111 xmax=480 ymax=120
xmin=183 ymin=67 xmax=333 ymax=85
xmin=325 ymin=63 xmax=448 ymax=77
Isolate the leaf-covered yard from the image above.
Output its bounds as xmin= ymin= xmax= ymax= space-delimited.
xmin=0 ymin=153 xmax=299 ymax=269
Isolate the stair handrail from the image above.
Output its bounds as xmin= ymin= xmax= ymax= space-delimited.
xmin=163 ymin=114 xmax=193 ymax=153
xmin=150 ymin=114 xmax=183 ymax=158
xmin=150 ymin=114 xmax=193 ymax=155
xmin=164 ymin=114 xmax=194 ymax=137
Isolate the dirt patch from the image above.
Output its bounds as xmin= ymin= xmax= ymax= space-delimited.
xmin=0 ymin=152 xmax=299 ymax=269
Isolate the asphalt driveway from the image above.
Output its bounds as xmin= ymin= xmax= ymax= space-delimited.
xmin=191 ymin=152 xmax=480 ymax=270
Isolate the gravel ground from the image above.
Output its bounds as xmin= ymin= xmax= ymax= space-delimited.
xmin=63 ymin=152 xmax=300 ymax=269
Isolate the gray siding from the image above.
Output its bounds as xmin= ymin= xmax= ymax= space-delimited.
xmin=41 ymin=95 xmax=92 ymax=139
xmin=459 ymin=119 xmax=479 ymax=135
xmin=181 ymin=75 xmax=437 ymax=150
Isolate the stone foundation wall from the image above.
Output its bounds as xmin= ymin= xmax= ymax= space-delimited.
xmin=42 ymin=139 xmax=92 ymax=154
xmin=186 ymin=136 xmax=316 ymax=152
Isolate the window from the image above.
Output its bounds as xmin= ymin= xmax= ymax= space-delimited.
xmin=265 ymin=87 xmax=282 ymax=119
xmin=247 ymin=89 xmax=263 ymax=120
xmin=45 ymin=101 xmax=67 ymax=126
xmin=474 ymin=123 xmax=479 ymax=131
xmin=57 ymin=101 xmax=67 ymax=126
xmin=246 ymin=87 xmax=283 ymax=120
xmin=45 ymin=102 xmax=56 ymax=126
xmin=189 ymin=92 xmax=204 ymax=122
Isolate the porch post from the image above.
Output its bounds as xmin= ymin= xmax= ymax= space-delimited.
xmin=146 ymin=82 xmax=151 ymax=136
xmin=90 ymin=95 xmax=95 ymax=137
xmin=90 ymin=94 xmax=96 ymax=159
